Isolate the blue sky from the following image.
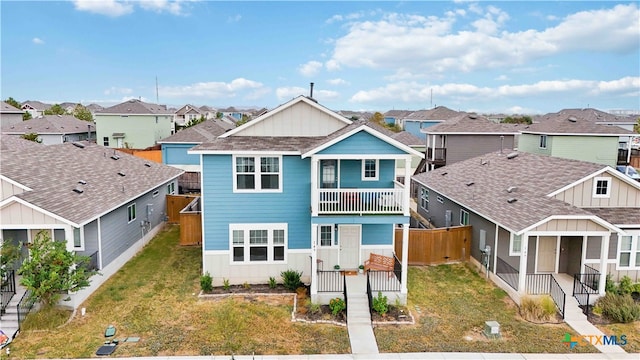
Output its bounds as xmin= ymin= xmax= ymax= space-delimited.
xmin=2 ymin=1 xmax=639 ymax=114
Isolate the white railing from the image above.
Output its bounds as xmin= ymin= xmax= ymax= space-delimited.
xmin=317 ymin=188 xmax=405 ymax=214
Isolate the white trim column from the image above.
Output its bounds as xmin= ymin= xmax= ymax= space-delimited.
xmin=403 ymin=157 xmax=411 ymax=216
xmin=598 ymin=233 xmax=610 ymax=295
xmin=517 ymin=233 xmax=528 ymax=293
xmin=401 ymin=223 xmax=409 ymax=294
xmin=310 ymin=157 xmax=319 ymax=216
xmin=310 ymin=223 xmax=319 ymax=299
xmin=64 ymin=225 xmax=74 ymax=252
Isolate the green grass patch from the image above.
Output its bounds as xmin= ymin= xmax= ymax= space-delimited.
xmin=20 ymin=307 xmax=73 ymax=330
xmin=375 ymin=264 xmax=598 ymax=353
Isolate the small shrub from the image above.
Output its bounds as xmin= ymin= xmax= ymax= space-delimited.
xmin=618 ymin=276 xmax=633 ymax=295
xmin=309 ymin=302 xmax=321 ymax=314
xmin=520 ymin=296 xmax=556 ymax=322
xmin=605 ymin=274 xmax=617 ymax=293
xmin=223 ymin=278 xmax=230 ymax=291
xmin=243 ymin=282 xmax=251 ymax=290
xmin=200 ymin=272 xmax=213 ymax=292
xmin=596 ymin=292 xmax=640 ymax=323
xmin=372 ymin=291 xmax=388 ymax=316
xmin=281 ymin=269 xmax=303 ymax=291
xmin=329 ymin=297 xmax=346 ymax=316
xmin=269 ymin=276 xmax=277 ymax=289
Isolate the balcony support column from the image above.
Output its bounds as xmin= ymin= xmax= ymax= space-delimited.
xmin=403 ymin=157 xmax=411 ymax=216
xmin=310 ymin=157 xmax=319 ymax=216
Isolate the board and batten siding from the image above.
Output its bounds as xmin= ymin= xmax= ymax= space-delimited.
xmin=233 ymin=101 xmax=346 ymax=137
xmin=201 ymin=154 xmax=312 ymax=251
xmin=79 ymin=219 xmax=99 ymax=258
xmin=553 ymin=173 xmax=640 ymax=207
xmin=1 ymin=178 xmax=26 ymax=200
xmin=162 ymin=143 xmax=200 ymax=166
xmin=445 ymin=134 xmax=515 ymax=165
xmin=529 ymin=219 xmax=609 ymax=233
xmin=0 ymin=201 xmax=67 ymax=225
xmin=339 ymin=159 xmax=396 ymax=188
xmin=318 ymin=131 xmax=406 ymax=155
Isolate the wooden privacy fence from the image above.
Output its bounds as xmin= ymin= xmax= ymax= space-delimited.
xmin=394 ymin=225 xmax=471 ymax=265
xmin=117 ymin=148 xmax=162 ymax=163
xmin=166 ymin=194 xmax=202 ymax=246
xmin=166 ymin=194 xmax=199 ymax=224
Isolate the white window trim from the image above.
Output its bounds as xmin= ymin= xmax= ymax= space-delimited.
xmin=420 ymin=187 xmax=429 ymax=211
xmin=232 ymin=155 xmax=283 ymax=193
xmin=152 ymin=189 xmax=159 ymax=197
xmin=592 ymin=176 xmax=612 ymax=198
xmin=361 ymin=159 xmax=379 ymax=181
xmin=460 ymin=209 xmax=469 ymax=226
xmin=509 ymin=233 xmax=522 ymax=256
xmin=127 ymin=203 xmax=136 ymax=224
xmin=229 ymin=223 xmax=288 ymax=264
xmin=70 ymin=227 xmax=85 ymax=251
xmin=318 ymin=224 xmax=337 ymax=247
xmin=539 ymin=135 xmax=547 ymax=149
xmin=436 ymin=195 xmax=444 ymax=204
xmin=617 ymin=234 xmax=639 ymax=270
xmin=167 ymin=182 xmax=175 ymax=195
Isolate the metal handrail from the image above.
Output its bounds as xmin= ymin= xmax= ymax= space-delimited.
xmin=1 ymin=269 xmax=16 ymax=315
xmin=317 ymin=270 xmax=344 ymax=293
xmin=549 ymin=275 xmax=566 ymax=319
xmin=495 ymin=256 xmax=519 ymax=291
xmin=17 ymin=289 xmax=36 ymax=331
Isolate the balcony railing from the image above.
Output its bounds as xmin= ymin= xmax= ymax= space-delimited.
xmin=317 ymin=188 xmax=405 ymax=214
xmin=426 ymin=147 xmax=446 ymax=165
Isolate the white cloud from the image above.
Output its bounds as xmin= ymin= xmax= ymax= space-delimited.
xmin=32 ymin=37 xmax=44 ymax=45
xmin=139 ymin=0 xmax=185 ymax=15
xmin=104 ymin=86 xmax=133 ymax=95
xmin=227 ymin=14 xmax=242 ymax=23
xmin=324 ymin=3 xmax=639 ymax=75
xmin=73 ymin=0 xmax=134 ymax=17
xmin=298 ymin=61 xmax=323 ymax=77
xmin=159 ymin=78 xmax=265 ymax=99
xmin=495 ymin=75 xmax=509 ymax=81
xmin=327 ymin=78 xmax=348 ymax=86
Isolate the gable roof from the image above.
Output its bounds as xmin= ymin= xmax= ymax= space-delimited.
xmin=86 ymin=103 xmax=104 ymax=112
xmin=391 ymin=131 xmax=424 ymax=147
xmin=175 ymin=104 xmax=203 ymax=116
xmin=522 ymin=113 xmax=634 ymax=136
xmin=0 ymin=134 xmax=43 ymax=151
xmin=158 ymin=119 xmax=233 ymax=144
xmin=21 ymin=100 xmax=52 ymax=111
xmin=412 ymin=151 xmax=625 ymax=233
xmin=383 ymin=110 xmax=413 ymax=119
xmin=405 ymin=106 xmax=463 ymax=121
xmin=1 ymin=101 xmax=23 ymax=113
xmin=554 ymin=108 xmax=637 ymax=125
xmin=96 ymin=99 xmax=172 ymax=115
xmin=0 ymin=141 xmax=183 ymax=226
xmin=220 ymin=96 xmax=351 ymax=138
xmin=423 ymin=113 xmax=521 ymax=134
xmin=1 ymin=115 xmax=91 ymax=135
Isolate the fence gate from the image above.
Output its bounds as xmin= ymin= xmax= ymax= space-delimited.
xmin=394 ymin=226 xmax=471 ymax=265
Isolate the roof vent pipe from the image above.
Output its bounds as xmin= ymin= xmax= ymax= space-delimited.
xmin=310 ymin=82 xmax=314 ymax=98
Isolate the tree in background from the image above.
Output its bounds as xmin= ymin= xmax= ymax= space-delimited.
xmin=371 ymin=112 xmax=385 ymax=125
xmin=4 ymin=97 xmax=21 ymax=109
xmin=44 ymin=104 xmax=67 ymax=115
xmin=184 ymin=115 xmax=206 ymax=128
xmin=634 ymin=117 xmax=639 ymax=133
xmin=502 ymin=116 xmax=532 ymax=125
xmin=21 ymin=133 xmax=42 ymax=143
xmin=73 ymin=104 xmax=93 ymax=122
xmin=0 ymin=241 xmax=20 ymax=279
xmin=18 ymin=230 xmax=96 ymax=308
xmin=234 ymin=114 xmax=250 ymax=127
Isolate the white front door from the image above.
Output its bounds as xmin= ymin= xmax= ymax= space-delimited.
xmin=537 ymin=236 xmax=557 ymax=273
xmin=339 ymin=225 xmax=360 ymax=269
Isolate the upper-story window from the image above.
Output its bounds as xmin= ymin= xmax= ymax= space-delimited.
xmin=103 ymin=137 xmax=109 ymax=146
xmin=539 ymin=135 xmax=547 ymax=149
xmin=593 ymin=177 xmax=611 ymax=198
xmin=234 ymin=155 xmax=282 ymax=192
xmin=362 ymin=159 xmax=379 ymax=181
xmin=460 ymin=209 xmax=470 ymax=225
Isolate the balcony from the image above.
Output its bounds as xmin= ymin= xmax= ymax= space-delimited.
xmin=316 ymin=185 xmax=405 ymax=215
xmin=426 ymin=147 xmax=446 ymax=166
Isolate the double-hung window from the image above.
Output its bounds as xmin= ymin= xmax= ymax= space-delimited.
xmin=460 ymin=209 xmax=469 ymax=225
xmin=127 ymin=203 xmax=136 ymax=223
xmin=230 ymin=224 xmax=287 ymax=263
xmin=420 ymin=188 xmax=429 ymax=211
xmin=362 ymin=159 xmax=378 ymax=181
xmin=234 ymin=155 xmax=281 ymax=192
xmin=510 ymin=234 xmax=522 ymax=256
xmin=539 ymin=135 xmax=547 ymax=149
xmin=619 ymin=235 xmax=640 ymax=269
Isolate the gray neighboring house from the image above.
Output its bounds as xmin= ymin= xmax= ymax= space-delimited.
xmin=523 ymin=111 xmax=637 ymax=166
xmin=412 ymin=151 xmax=640 ymax=307
xmin=420 ymin=113 xmax=521 ymax=172
xmin=401 ymin=106 xmax=464 ymax=139
xmin=1 ymin=115 xmax=95 ymax=145
xmin=157 ymin=118 xmax=234 ymax=192
xmin=20 ymin=100 xmax=51 ymax=118
xmin=0 ymin=141 xmax=183 ymax=310
xmin=0 ymin=101 xmax=24 ymax=127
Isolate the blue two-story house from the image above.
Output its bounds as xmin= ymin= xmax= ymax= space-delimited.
xmin=189 ymin=96 xmax=422 ymax=304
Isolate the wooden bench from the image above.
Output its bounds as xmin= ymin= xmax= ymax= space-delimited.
xmin=363 ymin=253 xmax=394 ymax=273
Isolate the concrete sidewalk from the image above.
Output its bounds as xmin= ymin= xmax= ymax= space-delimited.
xmin=344 ymin=274 xmax=378 ymax=354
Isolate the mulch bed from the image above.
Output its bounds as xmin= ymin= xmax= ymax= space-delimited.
xmin=203 ymin=284 xmax=295 ymax=294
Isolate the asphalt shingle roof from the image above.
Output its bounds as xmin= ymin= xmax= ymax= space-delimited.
xmin=1 ymin=101 xmax=23 ymax=113
xmin=412 ymin=151 xmax=609 ymax=233
xmin=404 ymin=106 xmax=463 ymax=120
xmin=158 ymin=119 xmax=233 ymax=143
xmin=523 ymin=113 xmax=634 ymax=135
xmin=2 ymin=115 xmax=91 ymax=134
xmin=1 ymin=142 xmax=183 ymax=225
xmin=586 ymin=208 xmax=640 ymax=226
xmin=96 ymin=99 xmax=171 ymax=115
xmin=391 ymin=131 xmax=424 ymax=146
xmin=0 ymin=134 xmax=43 ymax=151
xmin=424 ymin=113 xmax=521 ymax=134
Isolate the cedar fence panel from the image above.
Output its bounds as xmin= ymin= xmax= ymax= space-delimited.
xmin=394 ymin=226 xmax=471 ymax=265
xmin=166 ymin=194 xmax=198 ymax=224
xmin=117 ymin=148 xmax=162 ymax=163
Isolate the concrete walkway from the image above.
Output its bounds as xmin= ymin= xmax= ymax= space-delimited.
xmin=344 ymin=274 xmax=378 ymax=354
xmin=554 ymin=274 xmax=626 ymax=354
xmin=0 ymin=274 xmax=27 ymax=342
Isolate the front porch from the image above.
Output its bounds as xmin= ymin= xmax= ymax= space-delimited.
xmin=313 ymin=267 xmax=403 ymax=305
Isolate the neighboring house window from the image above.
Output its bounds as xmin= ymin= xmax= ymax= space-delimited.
xmin=420 ymin=188 xmax=429 ymax=211
xmin=127 ymin=203 xmax=136 ymax=223
xmin=362 ymin=159 xmax=379 ymax=181
xmin=152 ymin=189 xmax=159 ymax=197
xmin=230 ymin=223 xmax=287 ymax=263
xmin=233 ymin=155 xmax=282 ymax=192
xmin=460 ymin=210 xmax=469 ymax=225
xmin=103 ymin=137 xmax=109 ymax=146
xmin=593 ymin=177 xmax=611 ymax=198
xmin=319 ymin=225 xmax=334 ymax=247
xmin=618 ymin=235 xmax=640 ymax=269
xmin=510 ymin=234 xmax=522 ymax=256
xmin=73 ymin=227 xmax=83 ymax=249
xmin=539 ymin=135 xmax=547 ymax=149
xmin=167 ymin=182 xmax=175 ymax=194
